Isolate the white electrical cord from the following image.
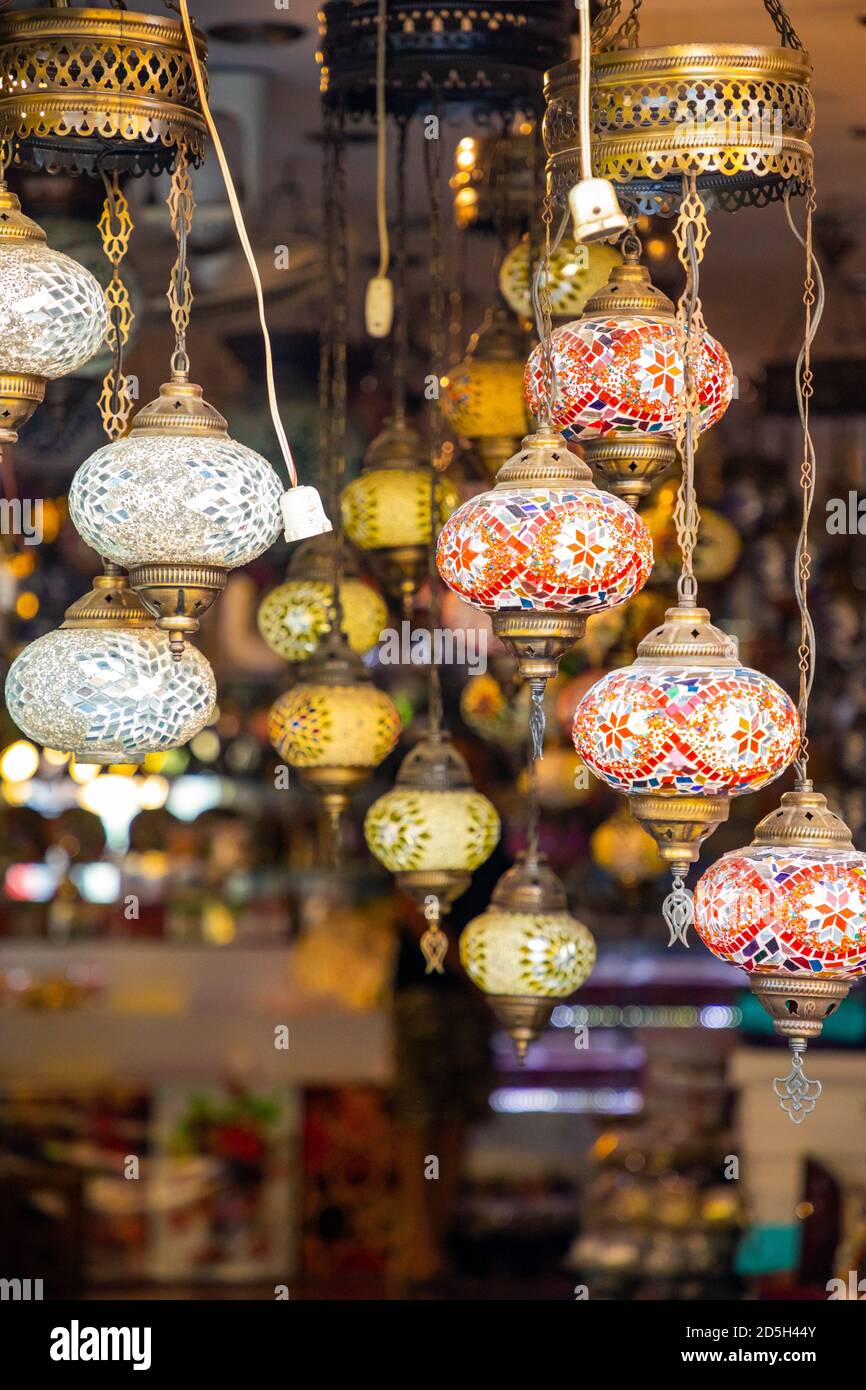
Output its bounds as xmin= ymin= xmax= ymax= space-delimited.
xmin=374 ymin=0 xmax=390 ymax=281
xmin=578 ymin=0 xmax=593 ymax=181
xmin=178 ymin=0 xmax=297 ymax=487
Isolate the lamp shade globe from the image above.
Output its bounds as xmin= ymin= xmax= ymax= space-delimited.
xmin=0 ymin=189 xmax=109 ymax=439
xmin=694 ymin=788 xmax=865 ymax=1122
xmin=4 ymin=570 xmax=216 ymax=764
xmin=442 ymin=307 xmax=529 ymax=476
xmin=341 ymin=413 xmax=460 ymax=611
xmin=460 ymin=852 xmax=596 ymax=1060
xmin=572 ymin=606 xmax=800 ymax=801
xmin=364 ymin=727 xmax=500 ymax=910
xmin=268 ymin=630 xmax=402 ymax=826
xmin=68 ymin=375 xmax=284 ymax=652
xmin=524 ymin=251 xmax=733 ymax=443
xmin=257 ymin=535 xmax=387 ymax=663
xmin=499 ymin=234 xmax=622 ymax=322
xmin=437 ymin=429 xmax=652 ymax=617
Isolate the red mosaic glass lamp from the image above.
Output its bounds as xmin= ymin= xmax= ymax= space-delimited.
xmin=436 ymin=426 xmax=653 ymax=754
xmin=572 ymin=602 xmax=799 ymax=943
xmin=524 ymin=234 xmax=733 ymax=507
xmin=570 ymin=177 xmax=798 ymax=946
xmin=694 ymin=788 xmax=865 ymax=1121
xmin=693 ymin=179 xmax=860 ymax=1122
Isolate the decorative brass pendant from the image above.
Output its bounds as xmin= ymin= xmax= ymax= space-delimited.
xmin=61 ymin=564 xmax=153 ymax=632
xmin=545 ymin=40 xmax=813 ymax=216
xmin=488 ymin=996 xmax=557 ymax=1064
xmin=0 ymin=6 xmax=207 ymax=177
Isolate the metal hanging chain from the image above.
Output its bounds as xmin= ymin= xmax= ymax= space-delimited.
xmin=424 ymin=107 xmax=446 ymax=736
xmin=784 ymin=181 xmax=825 ymax=786
xmin=166 ymin=149 xmax=195 ymax=379
xmin=763 ymin=0 xmax=804 ymax=50
xmin=592 ymin=0 xmax=800 ymax=51
xmin=672 ymin=173 xmax=710 ymax=607
xmin=531 ymin=186 xmax=569 ymax=431
xmin=330 ymin=110 xmax=350 ymax=627
xmin=319 ymin=108 xmax=336 ymax=511
xmin=393 ymin=120 xmax=409 ymax=420
xmin=97 ymin=169 xmax=135 ymax=440
xmin=591 ymin=0 xmax=642 ymax=53
xmin=526 ymin=750 xmax=541 ymax=865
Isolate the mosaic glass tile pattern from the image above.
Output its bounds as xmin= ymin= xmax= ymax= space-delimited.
xmin=268 ymin=683 xmax=401 ymax=769
xmin=499 ymin=236 xmax=621 ymax=321
xmin=5 ymin=627 xmax=216 ymax=758
xmin=695 ymin=845 xmax=866 ymax=979
xmin=0 ymin=241 xmax=108 ymax=377
xmin=524 ymin=315 xmax=733 ymax=440
xmin=437 ymin=484 xmax=653 ymax=612
xmin=442 ymin=358 xmax=528 ymax=441
xmin=69 ymin=434 xmax=284 ymax=569
xmin=341 ymin=469 xmax=460 ymax=551
xmin=257 ymin=579 xmax=387 ymax=663
xmin=365 ymin=788 xmax=501 ymax=874
xmin=572 ymin=664 xmax=799 ymax=795
xmin=460 ymin=909 xmax=596 ymax=997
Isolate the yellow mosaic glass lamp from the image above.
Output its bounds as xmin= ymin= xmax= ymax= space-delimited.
xmin=257 ymin=533 xmax=387 ymax=664
xmin=340 ymin=412 xmax=460 ymax=614
xmin=442 ymin=307 xmax=530 ymax=477
xmin=268 ymin=626 xmax=402 ymax=828
xmin=365 ymin=726 xmax=501 ymax=916
xmin=461 ymin=850 xmax=596 ymax=1061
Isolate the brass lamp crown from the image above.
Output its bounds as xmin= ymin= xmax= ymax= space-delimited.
xmin=61 ymin=565 xmax=152 ymax=631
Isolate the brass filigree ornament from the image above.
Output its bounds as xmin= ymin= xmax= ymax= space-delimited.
xmin=98 ymin=174 xmax=136 ymax=441
xmin=0 ymin=6 xmax=207 ymax=177
xmin=318 ymin=1 xmax=570 ymax=121
xmin=544 ymin=2 xmax=813 ymax=216
xmin=0 ymin=7 xmax=209 ymax=440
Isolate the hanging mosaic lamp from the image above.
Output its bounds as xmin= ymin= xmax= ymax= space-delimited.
xmin=341 ymin=412 xmax=460 ymax=614
xmin=442 ymin=307 xmax=530 ymax=478
xmin=460 ymin=850 xmax=596 ymax=1062
xmin=694 ymin=787 xmax=866 ymax=1122
xmin=4 ymin=565 xmax=216 ymax=765
xmin=365 ymin=726 xmax=501 ymax=922
xmin=268 ymin=628 xmax=402 ymax=828
xmin=437 ymin=426 xmax=653 ymax=746
xmin=524 ymin=238 xmax=733 ymax=507
xmin=68 ymin=371 xmax=284 ymax=657
xmin=0 ymin=187 xmax=108 ymax=440
xmin=572 ymin=603 xmax=800 ymax=943
xmin=257 ymin=533 xmax=387 ymax=664
xmin=499 ymin=233 xmax=621 ymax=323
